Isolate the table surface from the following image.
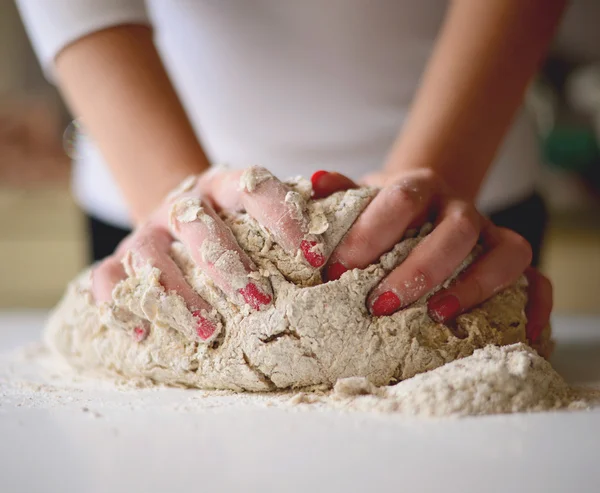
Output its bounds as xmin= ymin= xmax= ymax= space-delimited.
xmin=1 ymin=311 xmax=599 ymax=493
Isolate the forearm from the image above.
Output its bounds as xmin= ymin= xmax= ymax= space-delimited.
xmin=384 ymin=0 xmax=566 ymax=200
xmin=55 ymin=25 xmax=210 ymax=223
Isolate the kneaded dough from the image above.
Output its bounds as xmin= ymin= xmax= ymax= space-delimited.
xmin=46 ymin=178 xmax=544 ymax=392
xmin=326 ymin=343 xmax=572 ymax=416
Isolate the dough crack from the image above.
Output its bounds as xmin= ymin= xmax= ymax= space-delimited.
xmin=259 ymin=329 xmax=301 ymax=344
xmin=242 ymin=351 xmax=277 ymax=390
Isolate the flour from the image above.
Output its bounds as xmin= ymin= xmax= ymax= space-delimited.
xmin=44 ymin=177 xmax=568 ymax=416
xmin=284 ymin=191 xmax=306 ymax=223
xmin=169 ymin=197 xmax=215 ymax=232
xmin=322 ymin=343 xmax=588 ymax=416
xmin=238 ymin=166 xmax=274 ymax=193
xmin=199 ymin=240 xmax=251 ymax=292
xmin=165 ymin=174 xmax=198 ymax=202
xmin=3 ymin=339 xmax=597 ymax=420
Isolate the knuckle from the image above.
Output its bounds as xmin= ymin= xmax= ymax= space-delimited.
xmin=94 ymin=257 xmax=121 ymax=280
xmin=468 ymin=275 xmax=485 ymax=303
xmin=129 ymin=238 xmax=164 ymax=267
xmin=92 ymin=257 xmax=124 ymax=302
xmin=412 ymin=266 xmax=433 ymax=292
xmin=397 ymin=167 xmax=436 ymax=183
xmin=340 ymin=229 xmax=379 ymax=265
xmin=152 ymin=226 xmax=173 ymax=244
xmin=349 ymin=228 xmax=376 ymax=251
xmin=247 ymin=166 xmax=275 ymax=186
xmin=134 ymin=243 xmax=155 ymax=263
xmin=507 ymin=230 xmax=533 ymax=265
xmin=249 ymin=165 xmax=269 ymax=175
xmin=416 ymin=167 xmax=437 ymax=183
xmin=127 ymin=235 xmax=144 ymax=251
xmin=384 ymin=183 xmax=422 ymax=215
xmin=411 ymin=168 xmax=442 ymax=191
xmin=127 ymin=232 xmax=150 ymax=254
xmin=451 ymin=209 xmax=479 ymax=242
xmin=136 ymin=225 xmax=171 ymax=250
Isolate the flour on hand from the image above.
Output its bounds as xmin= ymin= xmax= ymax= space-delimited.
xmin=45 ymin=177 xmax=564 ymax=416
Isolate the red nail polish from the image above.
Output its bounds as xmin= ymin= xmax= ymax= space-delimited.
xmin=300 ymin=240 xmax=326 ymax=268
xmin=192 ymin=310 xmax=217 ymax=340
xmin=326 ymin=261 xmax=349 ymax=281
xmin=371 ymin=291 xmax=401 ymax=317
xmin=133 ymin=326 xmax=148 ymax=342
xmin=428 ymin=295 xmax=461 ymax=323
xmin=310 ymin=170 xmax=329 ymax=199
xmin=238 ymin=283 xmax=272 ymax=310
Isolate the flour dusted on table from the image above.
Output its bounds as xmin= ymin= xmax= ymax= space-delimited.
xmin=323 ymin=343 xmax=586 ymax=416
xmin=45 ymin=176 xmax=560 ymax=416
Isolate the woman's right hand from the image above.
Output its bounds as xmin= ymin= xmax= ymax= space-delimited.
xmin=91 ymin=167 xmax=326 ymax=343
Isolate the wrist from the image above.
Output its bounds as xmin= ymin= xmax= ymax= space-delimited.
xmin=381 ymin=155 xmax=481 ymax=201
xmin=131 ymin=159 xmax=211 ymax=224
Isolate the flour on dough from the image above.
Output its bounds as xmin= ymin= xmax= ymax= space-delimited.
xmin=322 ymin=343 xmax=586 ymax=416
xmin=45 ymin=178 xmax=549 ymax=404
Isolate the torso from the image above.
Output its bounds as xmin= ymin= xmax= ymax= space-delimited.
xmin=74 ymin=0 xmax=541 ymax=228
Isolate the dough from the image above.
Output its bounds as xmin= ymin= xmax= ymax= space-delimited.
xmin=324 ymin=343 xmax=575 ymax=416
xmin=46 ymin=178 xmax=545 ymax=392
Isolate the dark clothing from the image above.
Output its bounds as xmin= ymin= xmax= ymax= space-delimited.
xmin=87 ymin=215 xmax=131 ymax=263
xmin=488 ymin=192 xmax=547 ymax=268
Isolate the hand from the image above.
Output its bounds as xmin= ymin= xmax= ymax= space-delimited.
xmin=92 ymin=166 xmax=326 ymax=342
xmin=312 ymin=169 xmax=550 ymax=342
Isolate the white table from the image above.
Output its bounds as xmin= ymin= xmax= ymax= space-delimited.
xmin=1 ymin=311 xmax=599 ymax=493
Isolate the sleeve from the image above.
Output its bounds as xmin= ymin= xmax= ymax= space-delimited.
xmin=15 ymin=0 xmax=151 ymax=81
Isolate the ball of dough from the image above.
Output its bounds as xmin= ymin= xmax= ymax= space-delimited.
xmin=46 ymin=181 xmax=536 ymax=391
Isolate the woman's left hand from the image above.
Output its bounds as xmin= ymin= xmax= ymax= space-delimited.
xmin=311 ymin=169 xmax=550 ymax=342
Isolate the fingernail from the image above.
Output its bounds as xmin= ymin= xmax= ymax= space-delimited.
xmin=371 ymin=291 xmax=401 ymax=317
xmin=133 ymin=325 xmax=148 ymax=342
xmin=192 ymin=310 xmax=218 ymax=341
xmin=428 ymin=294 xmax=461 ymax=323
xmin=300 ymin=239 xmax=326 ymax=268
xmin=527 ymin=324 xmax=543 ymax=343
xmin=325 ymin=261 xmax=349 ymax=281
xmin=310 ymin=170 xmax=329 ymax=199
xmin=238 ymin=282 xmax=273 ymax=310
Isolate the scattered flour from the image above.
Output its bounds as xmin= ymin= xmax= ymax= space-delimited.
xmin=323 ymin=343 xmax=589 ymax=416
xmin=39 ymin=176 xmax=583 ymax=417
xmin=239 ymin=166 xmax=274 ymax=193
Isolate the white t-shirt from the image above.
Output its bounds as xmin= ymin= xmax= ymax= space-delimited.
xmin=18 ymin=0 xmax=541 ymax=229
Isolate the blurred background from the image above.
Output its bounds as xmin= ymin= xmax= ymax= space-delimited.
xmin=0 ymin=0 xmax=599 ymax=312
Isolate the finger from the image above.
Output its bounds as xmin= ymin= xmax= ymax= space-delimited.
xmin=524 ymin=267 xmax=553 ymax=342
xmin=92 ymin=257 xmax=151 ymax=343
xmin=127 ymin=225 xmax=222 ymax=341
xmin=203 ymin=166 xmax=327 ymax=268
xmin=92 ymin=257 xmax=127 ymax=304
xmin=368 ymin=202 xmax=480 ymax=316
xmin=168 ymin=187 xmax=273 ymax=310
xmin=324 ymin=170 xmax=436 ymax=281
xmin=310 ymin=170 xmax=358 ymax=199
xmin=427 ymin=225 xmax=533 ymax=324
xmin=131 ymin=227 xmax=213 ymax=312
